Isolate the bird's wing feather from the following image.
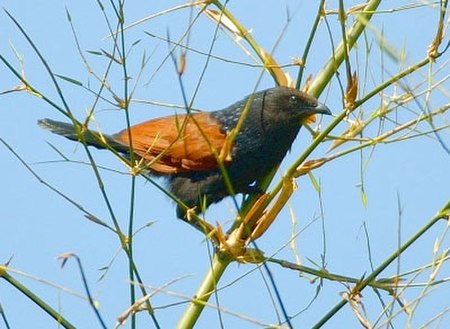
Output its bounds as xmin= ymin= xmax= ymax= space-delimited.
xmin=113 ymin=113 xmax=229 ymax=174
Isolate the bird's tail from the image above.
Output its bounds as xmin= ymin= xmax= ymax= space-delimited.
xmin=38 ymin=119 xmax=127 ymax=152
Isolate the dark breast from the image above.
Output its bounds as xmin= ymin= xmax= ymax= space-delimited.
xmin=168 ymin=92 xmax=302 ymax=216
xmin=211 ymin=96 xmax=301 ymax=190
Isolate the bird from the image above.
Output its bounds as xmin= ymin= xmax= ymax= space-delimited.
xmin=38 ymin=87 xmax=330 ymax=219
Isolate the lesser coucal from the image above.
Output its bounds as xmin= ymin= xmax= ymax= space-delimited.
xmin=39 ymin=87 xmax=330 ymax=218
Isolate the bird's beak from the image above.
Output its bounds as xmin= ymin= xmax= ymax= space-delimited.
xmin=301 ymin=102 xmax=331 ymax=124
xmin=313 ymin=102 xmax=332 ymax=115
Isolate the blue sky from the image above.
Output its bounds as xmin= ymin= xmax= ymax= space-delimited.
xmin=1 ymin=1 xmax=449 ymax=328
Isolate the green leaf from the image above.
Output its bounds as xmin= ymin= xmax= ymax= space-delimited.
xmin=65 ymin=7 xmax=71 ymax=22
xmin=308 ymin=172 xmax=320 ymax=193
xmin=55 ymin=74 xmax=83 ymax=86
xmin=86 ymin=50 xmax=103 ymax=56
xmin=361 ymin=189 xmax=368 ymax=208
xmin=131 ymin=39 xmax=142 ymax=47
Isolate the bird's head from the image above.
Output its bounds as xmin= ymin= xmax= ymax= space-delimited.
xmin=261 ymin=87 xmax=331 ymax=126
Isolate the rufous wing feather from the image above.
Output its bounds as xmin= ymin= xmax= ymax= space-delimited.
xmin=113 ymin=113 xmax=229 ymax=174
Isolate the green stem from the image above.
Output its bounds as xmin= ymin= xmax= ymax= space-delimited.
xmin=234 ymin=0 xmax=385 ymax=234
xmin=210 ymin=0 xmax=279 ymax=83
xmin=176 ymin=253 xmax=232 ymax=329
xmin=309 ymin=0 xmax=383 ymax=97
xmin=312 ymin=201 xmax=449 ymax=328
xmin=268 ymin=258 xmax=395 ymax=293
xmin=353 ymin=57 xmax=430 ymax=108
xmin=318 ymin=104 xmax=450 ymax=170
xmin=0 ymin=269 xmax=76 ymax=329
xmin=296 ymin=0 xmax=326 ymax=88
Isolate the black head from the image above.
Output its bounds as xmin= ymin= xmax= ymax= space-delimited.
xmin=261 ymin=87 xmax=331 ymax=126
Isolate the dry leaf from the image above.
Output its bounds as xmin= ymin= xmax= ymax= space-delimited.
xmin=236 ymin=248 xmax=265 ymax=264
xmin=204 ymin=9 xmax=243 ymax=38
xmin=295 ymin=158 xmax=328 ymax=177
xmin=345 ymin=71 xmax=358 ymax=110
xmin=260 ymin=49 xmax=294 ymax=87
xmin=302 ymin=74 xmax=313 ymax=94
xmin=329 ymin=119 xmax=364 ymax=151
xmin=292 ymin=57 xmax=305 ymax=67
xmin=249 ymin=178 xmax=295 ymax=241
xmin=301 ymin=75 xmax=318 ymax=124
xmin=218 ymin=130 xmax=234 ymax=163
xmin=178 ymin=52 xmax=186 ymax=75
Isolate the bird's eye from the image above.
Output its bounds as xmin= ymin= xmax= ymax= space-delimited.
xmin=289 ymin=95 xmax=299 ymax=105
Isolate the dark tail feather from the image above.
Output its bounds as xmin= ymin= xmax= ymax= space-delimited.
xmin=38 ymin=119 xmax=127 ymax=152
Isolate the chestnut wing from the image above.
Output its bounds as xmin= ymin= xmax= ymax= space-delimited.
xmin=113 ymin=112 xmax=229 ymax=174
